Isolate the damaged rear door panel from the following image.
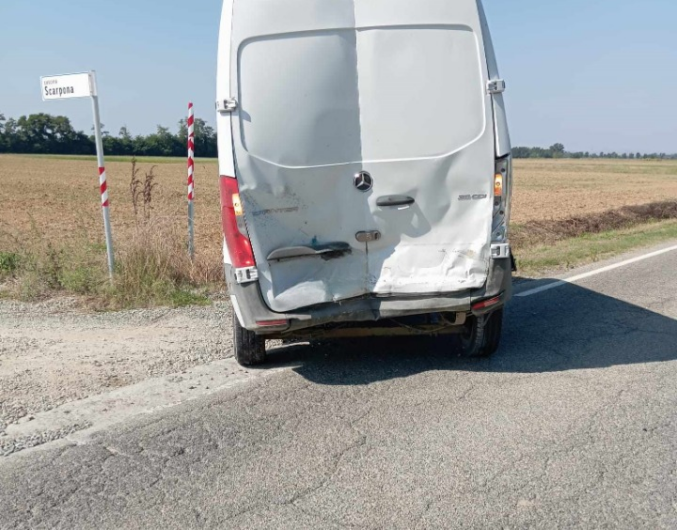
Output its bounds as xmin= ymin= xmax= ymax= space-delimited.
xmin=229 ymin=0 xmax=496 ymax=313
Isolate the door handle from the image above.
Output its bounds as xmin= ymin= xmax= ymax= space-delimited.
xmin=356 ymin=231 xmax=381 ymax=243
xmin=267 ymin=242 xmax=351 ymax=262
xmin=376 ymin=195 xmax=415 ymax=208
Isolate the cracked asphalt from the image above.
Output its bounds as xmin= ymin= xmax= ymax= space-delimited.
xmin=1 ymin=246 xmax=676 ymax=529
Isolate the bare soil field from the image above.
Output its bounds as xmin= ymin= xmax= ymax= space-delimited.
xmin=1 ymin=155 xmax=676 ymax=266
xmin=513 ymin=158 xmax=677 ymax=224
xmin=0 ymin=155 xmax=223 ymax=272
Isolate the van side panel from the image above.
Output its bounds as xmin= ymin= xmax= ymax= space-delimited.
xmin=217 ymin=0 xmax=235 ymax=268
xmin=217 ymin=0 xmax=235 ymax=179
xmin=477 ymin=0 xmax=511 ymax=157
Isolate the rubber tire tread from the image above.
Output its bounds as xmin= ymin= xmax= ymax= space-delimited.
xmin=233 ymin=313 xmax=266 ymax=366
xmin=460 ymin=309 xmax=504 ymax=358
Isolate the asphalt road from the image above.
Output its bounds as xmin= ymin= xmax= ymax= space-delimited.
xmin=1 ymin=245 xmax=676 ymax=529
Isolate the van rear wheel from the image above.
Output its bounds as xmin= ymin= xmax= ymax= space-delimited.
xmin=233 ymin=314 xmax=266 ymax=366
xmin=458 ymin=309 xmax=503 ymax=358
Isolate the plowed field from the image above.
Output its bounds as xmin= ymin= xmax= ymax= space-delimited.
xmin=512 ymin=159 xmax=677 ymax=224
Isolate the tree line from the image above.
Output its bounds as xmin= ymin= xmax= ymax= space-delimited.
xmin=1 ymin=113 xmax=675 ymax=160
xmin=512 ymin=143 xmax=677 ymax=160
xmin=0 ymin=112 xmax=218 ymax=158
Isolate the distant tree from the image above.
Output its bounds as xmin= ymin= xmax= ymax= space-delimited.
xmin=550 ymin=143 xmax=565 ymax=158
xmin=90 ymin=123 xmax=110 ymax=138
xmin=511 ymin=146 xmax=532 ymax=159
xmin=0 ymin=113 xmax=5 ymax=152
xmin=537 ymin=147 xmax=553 ymax=158
xmin=7 ymin=114 xmax=93 ymax=154
xmin=178 ymin=118 xmax=218 ymax=158
xmin=136 ymin=125 xmax=182 ymax=157
xmin=120 ymin=126 xmax=136 ymax=155
xmin=103 ymin=125 xmax=136 ymax=156
xmin=0 ymin=112 xmax=221 ymax=158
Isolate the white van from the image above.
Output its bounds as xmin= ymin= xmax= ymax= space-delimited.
xmin=217 ymin=0 xmax=513 ymax=366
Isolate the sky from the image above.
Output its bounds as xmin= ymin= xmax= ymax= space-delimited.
xmin=1 ymin=0 xmax=676 ymax=153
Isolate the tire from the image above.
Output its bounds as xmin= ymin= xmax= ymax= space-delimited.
xmin=233 ymin=313 xmax=266 ymax=366
xmin=458 ymin=308 xmax=504 ymax=358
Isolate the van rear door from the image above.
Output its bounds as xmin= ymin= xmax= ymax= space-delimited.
xmin=228 ymin=0 xmax=495 ymax=313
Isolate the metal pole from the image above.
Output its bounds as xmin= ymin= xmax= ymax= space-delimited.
xmin=187 ymin=102 xmax=196 ymax=261
xmin=91 ymin=93 xmax=115 ymax=279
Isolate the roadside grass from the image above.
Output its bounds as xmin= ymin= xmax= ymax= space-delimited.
xmin=105 ymin=221 xmax=218 ymax=309
xmin=0 ymin=223 xmax=219 ymax=309
xmin=515 ymin=220 xmax=677 ymax=276
xmin=0 ymin=251 xmax=19 ymax=277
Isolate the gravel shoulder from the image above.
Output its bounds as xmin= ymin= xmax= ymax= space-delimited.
xmin=0 ymin=298 xmax=233 ymax=438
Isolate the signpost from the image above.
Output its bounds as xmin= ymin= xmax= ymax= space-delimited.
xmin=41 ymin=71 xmax=115 ymax=279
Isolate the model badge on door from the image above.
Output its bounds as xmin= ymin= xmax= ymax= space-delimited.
xmin=354 ymin=172 xmax=373 ymax=192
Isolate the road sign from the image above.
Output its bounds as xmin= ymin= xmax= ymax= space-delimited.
xmin=40 ymin=71 xmax=115 ymax=279
xmin=41 ymin=72 xmax=95 ymax=101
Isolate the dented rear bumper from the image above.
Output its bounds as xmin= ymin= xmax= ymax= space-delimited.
xmin=227 ymin=258 xmax=512 ymax=336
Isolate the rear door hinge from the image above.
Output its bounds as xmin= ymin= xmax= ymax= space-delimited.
xmin=491 ymin=243 xmax=511 ymax=259
xmin=487 ymin=79 xmax=506 ymax=95
xmin=217 ymin=98 xmax=238 ymax=113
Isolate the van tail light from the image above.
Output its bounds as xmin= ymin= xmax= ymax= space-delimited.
xmin=492 ymin=156 xmax=511 ymax=245
xmin=472 ymin=295 xmax=502 ymax=312
xmin=255 ymin=319 xmax=289 ymax=329
xmin=220 ymin=176 xmax=256 ymax=269
xmin=494 ymin=173 xmax=504 ymax=198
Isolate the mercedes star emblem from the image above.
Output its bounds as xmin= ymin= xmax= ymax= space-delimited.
xmin=354 ymin=171 xmax=373 ymax=192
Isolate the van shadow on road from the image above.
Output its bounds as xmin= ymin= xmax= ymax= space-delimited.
xmin=265 ymin=282 xmax=677 ymax=386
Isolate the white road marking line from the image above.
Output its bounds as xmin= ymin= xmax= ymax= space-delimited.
xmin=517 ymin=244 xmax=677 ymax=298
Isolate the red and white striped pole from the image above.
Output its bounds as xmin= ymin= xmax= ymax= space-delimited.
xmin=187 ymin=102 xmax=195 ymax=260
